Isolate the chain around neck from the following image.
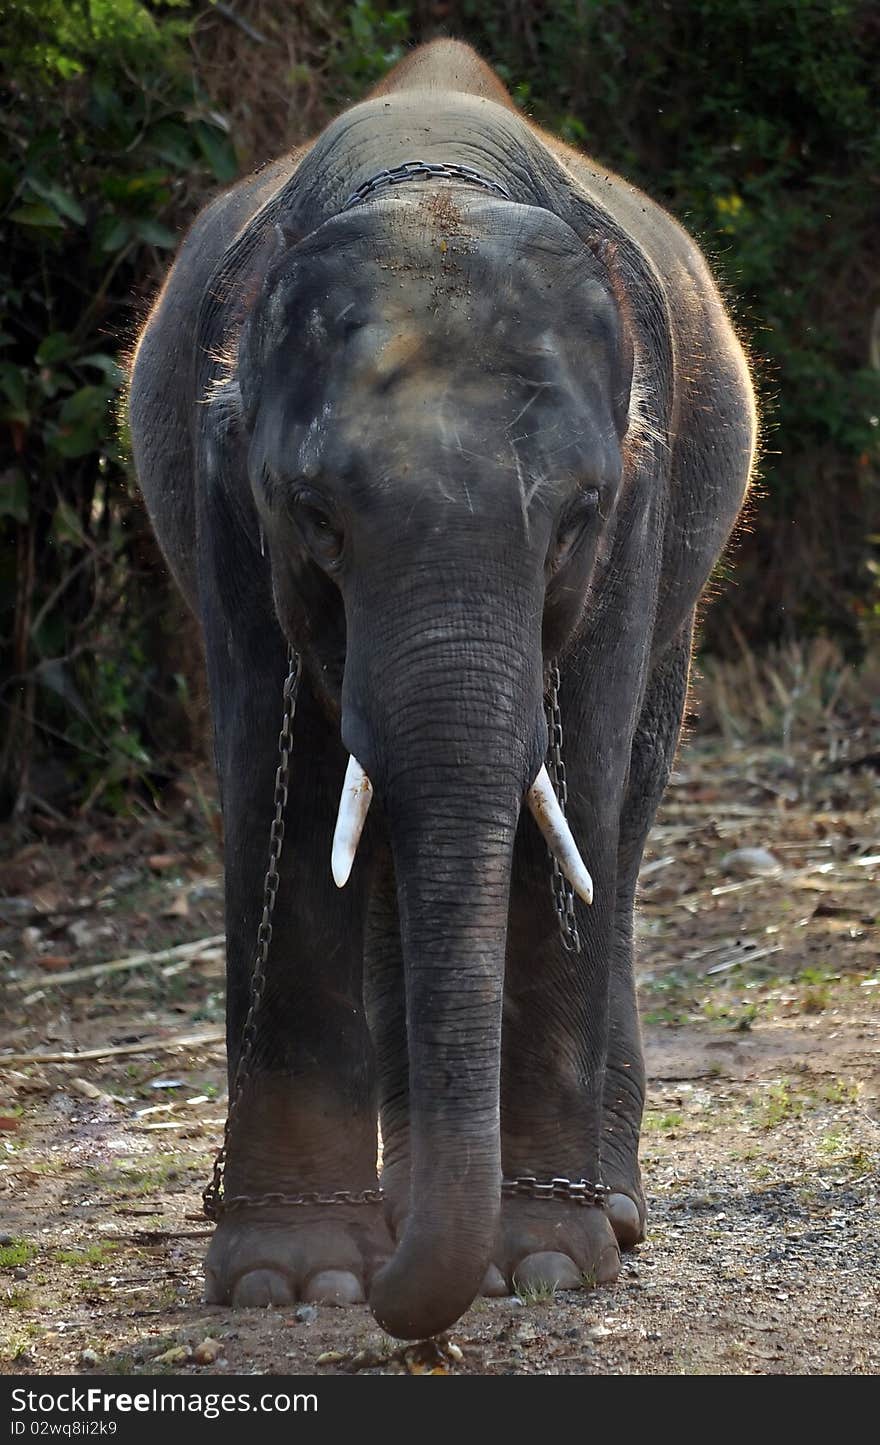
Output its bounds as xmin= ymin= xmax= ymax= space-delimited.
xmin=341 ymin=158 xmax=513 ymax=212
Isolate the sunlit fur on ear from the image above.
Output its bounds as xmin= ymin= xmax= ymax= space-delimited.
xmin=583 ymin=229 xmax=667 ymax=474
xmin=201 ymin=343 xmax=244 ymax=433
xmin=622 ymin=350 xmax=668 ymax=473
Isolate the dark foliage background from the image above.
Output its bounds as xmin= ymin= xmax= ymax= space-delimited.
xmin=1 ymin=0 xmax=878 ymax=816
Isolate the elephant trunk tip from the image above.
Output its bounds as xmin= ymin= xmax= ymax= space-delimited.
xmin=367 ymin=1205 xmax=497 ymax=1339
xmin=368 ymin=1249 xmax=488 ymax=1341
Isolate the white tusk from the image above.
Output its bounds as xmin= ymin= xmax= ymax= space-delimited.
xmin=332 ymin=755 xmax=374 ymax=888
xmin=527 ymin=765 xmax=594 ymax=905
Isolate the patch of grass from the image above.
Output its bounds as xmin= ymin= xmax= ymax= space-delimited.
xmin=801 ymin=986 xmax=830 ymax=1014
xmin=702 ymin=998 xmax=760 ymax=1031
xmin=514 ymin=1278 xmax=558 ymax=1305
xmin=754 ymin=1075 xmax=858 ymax=1130
xmin=3 ymin=1288 xmax=32 ymax=1310
xmin=0 ymin=1240 xmax=37 ymax=1269
xmin=154 ymin=1283 xmax=182 ymax=1310
xmin=759 ymin=1082 xmax=804 ymax=1129
xmin=813 ymin=1078 xmax=858 ymax=1106
xmin=643 ymin=1110 xmax=684 ymax=1133
xmin=817 ymin=1129 xmax=849 ymax=1159
xmin=0 ymin=1329 xmax=37 ymax=1363
xmin=85 ymin=1152 xmax=200 ymax=1197
xmin=53 ymin=1241 xmax=119 ymax=1267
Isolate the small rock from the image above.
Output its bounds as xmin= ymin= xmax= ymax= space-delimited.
xmin=80 ymin=1349 xmax=100 ymax=1368
xmin=192 ymin=1337 xmax=222 ymax=1365
xmin=295 ymin=1304 xmax=318 ymax=1324
xmin=720 ymin=847 xmax=781 ymax=878
xmin=21 ymin=926 xmax=43 ymax=951
xmin=316 ymin=1350 xmax=346 ymax=1366
xmin=0 ymin=1233 xmax=13 ymax=1246
xmin=68 ymin=919 xmax=114 ymax=949
xmin=12 ymin=1267 xmax=28 ymax=1281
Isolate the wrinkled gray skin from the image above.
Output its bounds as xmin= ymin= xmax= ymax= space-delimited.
xmin=129 ymin=40 xmax=755 ymax=1339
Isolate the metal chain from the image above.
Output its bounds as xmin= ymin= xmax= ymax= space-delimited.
xmin=545 ymin=660 xmax=582 ymax=953
xmin=219 ymin=1188 xmax=385 ymax=1213
xmin=216 ymin=1178 xmax=607 ymax=1215
xmin=342 ymin=159 xmax=512 ymax=212
xmin=202 ymin=644 xmax=302 ymax=1222
xmin=501 ymin=1175 xmax=609 ymax=1208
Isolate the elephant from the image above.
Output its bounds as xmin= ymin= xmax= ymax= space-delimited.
xmin=128 ymin=38 xmax=756 ymax=1340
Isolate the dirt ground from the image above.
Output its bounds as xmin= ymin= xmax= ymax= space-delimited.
xmin=1 ymin=724 xmax=878 ymax=1377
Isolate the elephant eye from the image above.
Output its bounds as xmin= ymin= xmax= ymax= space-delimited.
xmin=550 ymin=487 xmax=599 ymax=572
xmin=290 ymin=486 xmax=345 ymax=568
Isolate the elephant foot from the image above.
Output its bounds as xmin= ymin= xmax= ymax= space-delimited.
xmin=483 ymin=1198 xmax=620 ymax=1298
xmin=204 ymin=1205 xmax=393 ymax=1308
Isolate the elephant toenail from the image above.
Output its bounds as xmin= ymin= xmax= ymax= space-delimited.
xmin=302 ymin=1269 xmax=365 ymax=1305
xmin=231 ymin=1269 xmax=294 ymax=1307
xmin=480 ymin=1264 xmax=508 ymax=1297
xmin=513 ymin=1251 xmax=584 ymax=1292
xmin=607 ymin=1192 xmax=643 ymax=1248
xmin=203 ymin=1267 xmax=225 ymax=1305
xmin=595 ymin=1240 xmax=622 ymax=1285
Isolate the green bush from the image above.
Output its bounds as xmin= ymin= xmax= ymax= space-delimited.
xmin=0 ymin=0 xmax=236 ymax=812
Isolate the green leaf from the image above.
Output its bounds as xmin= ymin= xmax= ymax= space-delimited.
xmin=51 ymin=500 xmax=86 ymax=544
xmin=10 ymin=203 xmax=65 ymax=229
xmin=0 ymin=362 xmax=28 ymax=415
xmin=48 ymin=425 xmax=103 ymax=459
xmin=80 ymin=353 xmax=126 ymax=385
xmin=36 ymin=332 xmax=76 ymax=366
xmin=146 ymin=120 xmax=195 ymax=169
xmin=99 ymin=218 xmax=131 ymax=252
xmin=0 ymin=470 xmax=28 ymax=523
xmin=194 ymin=121 xmax=238 ymax=183
xmin=25 ymin=177 xmax=86 ymax=225
xmin=59 ymin=385 xmax=107 ymax=425
xmin=101 ymin=170 xmax=169 ymax=202
xmin=133 ymin=217 xmax=177 ymax=249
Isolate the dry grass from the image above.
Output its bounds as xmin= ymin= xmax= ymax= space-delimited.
xmin=694 ymin=631 xmax=879 ymax=753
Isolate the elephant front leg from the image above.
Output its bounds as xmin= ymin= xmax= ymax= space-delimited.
xmin=203 ymin=641 xmax=392 ymax=1308
xmin=492 ymin=822 xmax=621 ymax=1297
xmin=601 ymin=620 xmax=695 ymax=1247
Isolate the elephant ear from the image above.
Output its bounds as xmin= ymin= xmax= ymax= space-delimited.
xmin=585 ymin=232 xmax=637 ymax=438
xmin=233 ymin=222 xmax=301 ymax=429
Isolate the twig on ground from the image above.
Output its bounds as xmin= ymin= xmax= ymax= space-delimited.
xmin=8 ymin=934 xmax=225 ymax=991
xmin=0 ymin=1028 xmax=224 ymax=1066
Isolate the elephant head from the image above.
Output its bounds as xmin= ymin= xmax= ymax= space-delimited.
xmin=225 ymin=186 xmax=636 ymax=1336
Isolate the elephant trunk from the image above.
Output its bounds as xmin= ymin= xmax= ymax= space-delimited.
xmin=369 ymin=772 xmax=518 ymax=1338
xmin=345 ymin=587 xmax=543 ymax=1339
